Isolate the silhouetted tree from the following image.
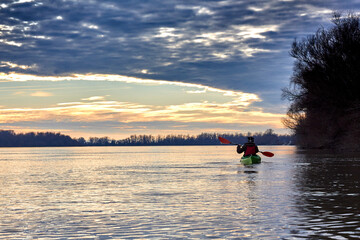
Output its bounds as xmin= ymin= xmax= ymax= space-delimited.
xmin=0 ymin=130 xmax=80 ymax=147
xmin=77 ymin=137 xmax=86 ymax=145
xmin=282 ymin=12 xmax=360 ymax=149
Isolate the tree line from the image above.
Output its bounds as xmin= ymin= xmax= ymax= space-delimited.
xmin=0 ymin=130 xmax=79 ymax=147
xmin=282 ymin=12 xmax=360 ymax=150
xmin=0 ymin=129 xmax=294 ymax=147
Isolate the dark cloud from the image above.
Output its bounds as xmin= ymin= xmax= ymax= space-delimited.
xmin=1 ymin=0 xmax=359 ymax=103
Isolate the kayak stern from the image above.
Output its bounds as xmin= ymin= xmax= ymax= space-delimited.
xmin=241 ymin=155 xmax=261 ymax=165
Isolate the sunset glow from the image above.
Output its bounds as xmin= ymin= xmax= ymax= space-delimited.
xmin=0 ymin=72 xmax=285 ymax=137
xmin=1 ymin=0 xmax=351 ymax=138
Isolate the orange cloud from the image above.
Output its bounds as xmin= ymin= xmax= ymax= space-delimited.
xmin=30 ymin=91 xmax=53 ymax=97
xmin=0 ymin=97 xmax=284 ymax=128
xmin=0 ymin=73 xmax=284 ymax=129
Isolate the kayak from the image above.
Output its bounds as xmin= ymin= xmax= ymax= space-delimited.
xmin=241 ymin=155 xmax=261 ymax=165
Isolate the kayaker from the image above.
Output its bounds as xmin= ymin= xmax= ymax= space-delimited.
xmin=237 ymin=137 xmax=259 ymax=156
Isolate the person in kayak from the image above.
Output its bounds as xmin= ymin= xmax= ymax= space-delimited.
xmin=237 ymin=137 xmax=259 ymax=156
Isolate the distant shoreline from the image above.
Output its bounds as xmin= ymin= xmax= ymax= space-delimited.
xmin=0 ymin=129 xmax=294 ymax=147
xmin=0 ymin=143 xmax=294 ymax=148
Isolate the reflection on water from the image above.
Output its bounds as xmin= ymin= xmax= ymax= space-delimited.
xmin=0 ymin=146 xmax=359 ymax=239
xmin=292 ymin=149 xmax=360 ymax=239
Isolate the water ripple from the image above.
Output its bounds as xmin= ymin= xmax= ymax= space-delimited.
xmin=0 ymin=146 xmax=359 ymax=239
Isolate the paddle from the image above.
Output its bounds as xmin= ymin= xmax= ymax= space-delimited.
xmin=259 ymin=151 xmax=274 ymax=157
xmin=218 ymin=136 xmax=274 ymax=157
xmin=218 ymin=136 xmax=237 ymax=145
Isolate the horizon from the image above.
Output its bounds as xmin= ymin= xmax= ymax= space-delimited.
xmin=1 ymin=0 xmax=359 ymax=138
xmin=0 ymin=128 xmax=294 ymax=147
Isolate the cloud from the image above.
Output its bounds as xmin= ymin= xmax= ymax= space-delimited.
xmin=143 ymin=23 xmax=280 ymax=59
xmin=0 ymin=71 xmax=286 ymax=130
xmin=0 ymin=96 xmax=284 ymax=128
xmin=175 ymin=5 xmax=215 ymax=16
xmin=82 ymin=96 xmax=106 ymax=101
xmin=0 ymin=39 xmax=23 ymax=47
xmin=0 ymin=0 xmax=347 ymax=85
xmin=0 ymin=72 xmax=260 ymax=102
xmin=30 ymin=91 xmax=53 ymax=97
xmin=1 ymin=0 xmax=358 ymax=118
xmin=0 ymin=61 xmax=37 ymax=70
xmin=12 ymin=90 xmax=53 ymax=97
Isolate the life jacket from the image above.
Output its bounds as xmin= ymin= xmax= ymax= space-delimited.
xmin=244 ymin=144 xmax=257 ymax=156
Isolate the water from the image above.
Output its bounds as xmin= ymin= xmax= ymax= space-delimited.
xmin=0 ymin=146 xmax=359 ymax=239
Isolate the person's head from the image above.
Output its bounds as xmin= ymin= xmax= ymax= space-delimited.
xmin=248 ymin=136 xmax=254 ymax=143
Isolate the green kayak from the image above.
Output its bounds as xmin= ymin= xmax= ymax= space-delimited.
xmin=241 ymin=155 xmax=261 ymax=165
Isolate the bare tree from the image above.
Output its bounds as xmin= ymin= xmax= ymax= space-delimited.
xmin=282 ymin=12 xmax=360 ymax=149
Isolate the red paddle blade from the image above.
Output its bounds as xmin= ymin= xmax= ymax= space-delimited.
xmin=261 ymin=151 xmax=274 ymax=157
xmin=218 ymin=136 xmax=231 ymax=144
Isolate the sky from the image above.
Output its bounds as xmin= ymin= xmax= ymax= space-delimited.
xmin=0 ymin=0 xmax=359 ymax=139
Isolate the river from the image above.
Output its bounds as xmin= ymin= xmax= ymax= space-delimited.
xmin=0 ymin=146 xmax=359 ymax=239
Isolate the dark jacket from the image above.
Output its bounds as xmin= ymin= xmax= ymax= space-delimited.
xmin=237 ymin=142 xmax=259 ymax=156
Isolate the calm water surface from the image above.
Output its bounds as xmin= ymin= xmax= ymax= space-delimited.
xmin=0 ymin=146 xmax=359 ymax=239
